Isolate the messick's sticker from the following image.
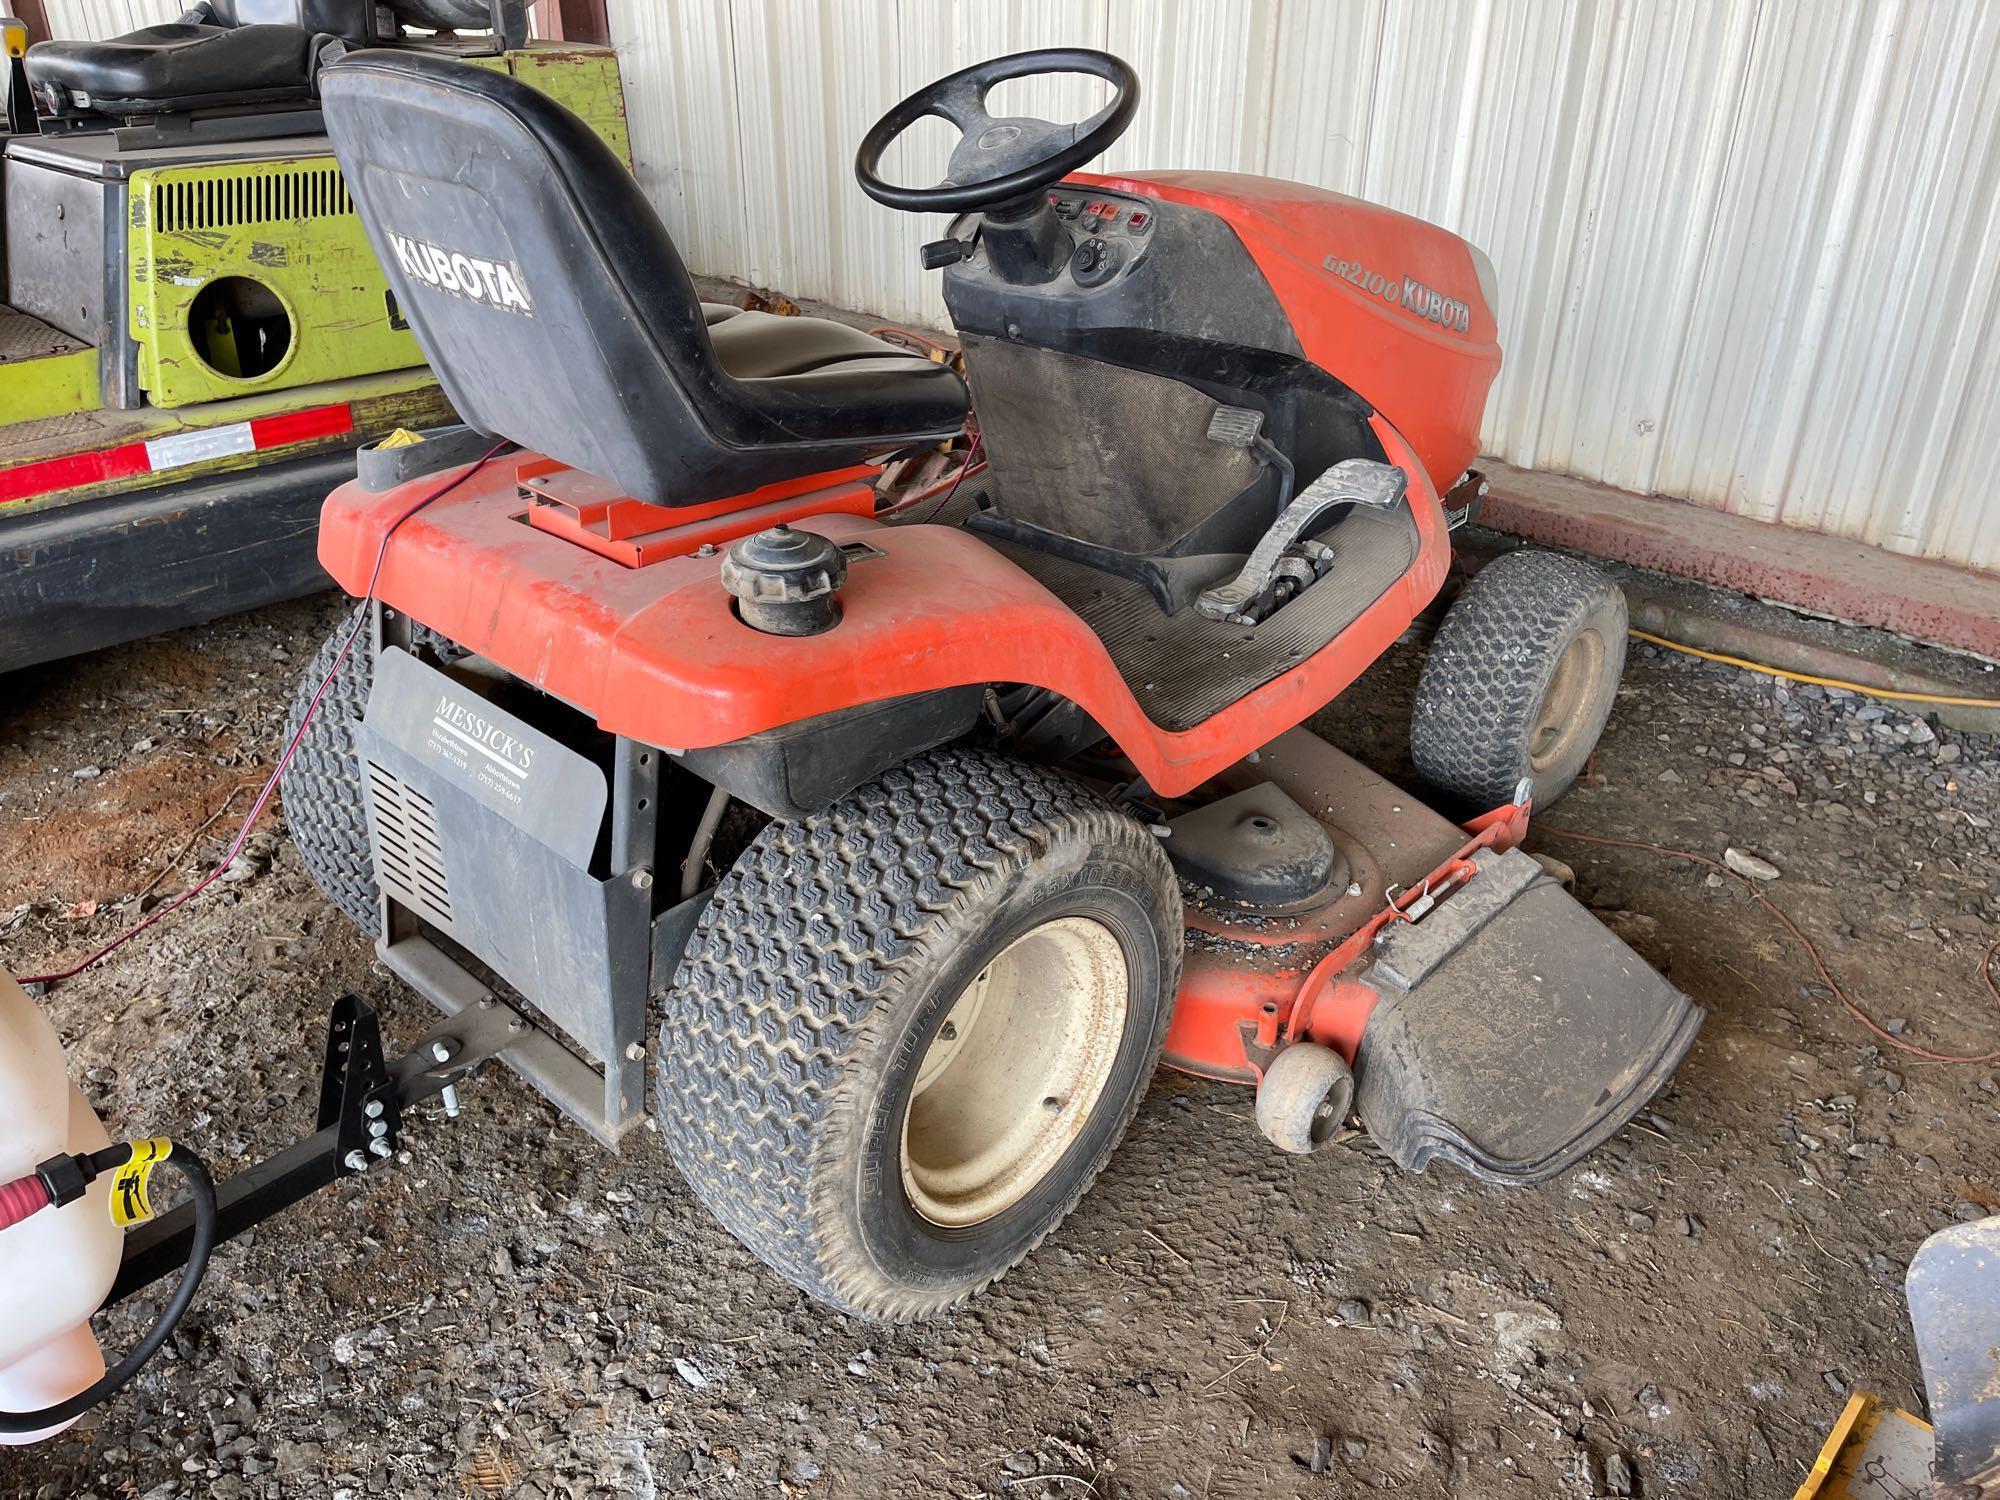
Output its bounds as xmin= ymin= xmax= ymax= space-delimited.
xmin=110 ymin=1138 xmax=173 ymax=1227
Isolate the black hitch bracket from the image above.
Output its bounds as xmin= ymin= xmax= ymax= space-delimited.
xmin=104 ymin=989 xmax=534 ymax=1307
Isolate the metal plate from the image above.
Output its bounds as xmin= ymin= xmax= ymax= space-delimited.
xmin=360 ymin=649 xmax=644 ymax=1071
xmin=0 ymin=306 xmax=84 ymax=364
xmin=3 ymin=160 xmax=106 ymax=344
xmin=1908 ymin=1216 xmax=2000 ymax=1485
xmin=365 ymin=647 xmax=606 ymax=868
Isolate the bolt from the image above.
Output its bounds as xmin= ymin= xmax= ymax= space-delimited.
xmin=1041 ymin=1095 xmax=1063 ymax=1113
xmin=431 ymin=1040 xmax=453 ymax=1063
xmin=476 ymin=996 xmax=495 ymax=1010
xmin=369 ymin=1119 xmax=389 ymax=1138
xmin=440 ymin=1084 xmax=460 ymax=1119
xmin=632 ymin=868 xmax=654 ymax=890
xmin=697 ymin=543 xmax=717 ymax=558
xmin=624 ymin=1042 xmax=645 ymax=1062
xmin=363 ymin=1099 xmax=384 ymax=1118
xmin=343 ymin=1150 xmax=369 ymax=1172
xmin=939 ymin=1021 xmax=957 ymax=1041
xmin=369 ymin=1138 xmax=393 ymax=1158
xmin=507 ymin=1018 xmax=528 ymax=1035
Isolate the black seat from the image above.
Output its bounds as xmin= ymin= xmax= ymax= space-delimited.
xmin=27 ymin=1 xmax=373 ymax=116
xmin=321 ymin=51 xmax=968 ymax=506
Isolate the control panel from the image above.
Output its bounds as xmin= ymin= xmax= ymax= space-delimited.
xmin=1046 ymin=188 xmax=1155 ymax=288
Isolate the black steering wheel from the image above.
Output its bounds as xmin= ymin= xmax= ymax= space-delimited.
xmin=855 ymin=49 xmax=1139 ymax=214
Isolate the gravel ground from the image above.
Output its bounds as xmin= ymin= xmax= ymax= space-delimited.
xmin=1 ymin=583 xmax=1997 ymax=1500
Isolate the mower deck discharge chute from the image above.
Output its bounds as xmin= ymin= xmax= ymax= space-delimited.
xmin=272 ymin=47 xmax=1702 ymax=1319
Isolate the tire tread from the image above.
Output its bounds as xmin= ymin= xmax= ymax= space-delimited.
xmin=656 ymin=749 xmax=1175 ymax=1322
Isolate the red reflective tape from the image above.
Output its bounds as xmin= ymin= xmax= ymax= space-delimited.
xmin=0 ymin=444 xmax=152 ymax=506
xmin=0 ymin=403 xmax=354 ymax=508
xmin=249 ymin=404 xmax=353 ymax=449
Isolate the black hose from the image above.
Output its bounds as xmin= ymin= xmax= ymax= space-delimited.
xmin=0 ymin=1142 xmax=215 ymax=1435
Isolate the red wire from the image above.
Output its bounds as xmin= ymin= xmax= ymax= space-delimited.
xmin=22 ymin=443 xmax=509 ymax=989
xmin=886 ymin=433 xmax=984 ymax=527
xmin=1537 ymin=823 xmax=2000 ymax=1066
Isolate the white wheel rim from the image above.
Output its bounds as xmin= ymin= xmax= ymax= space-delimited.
xmin=1529 ymin=628 xmax=1607 ymax=772
xmin=901 ymin=915 xmax=1129 ymax=1228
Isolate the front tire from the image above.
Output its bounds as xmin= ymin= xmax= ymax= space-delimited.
xmin=656 ymin=749 xmax=1181 ymax=1322
xmin=1411 ymin=550 xmax=1628 ymax=809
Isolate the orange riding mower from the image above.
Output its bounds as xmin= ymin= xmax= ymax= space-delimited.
xmin=3 ymin=50 xmax=1701 ymax=1420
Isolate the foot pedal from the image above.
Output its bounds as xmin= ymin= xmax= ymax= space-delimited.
xmin=1196 ymin=459 xmax=1408 ymax=624
xmin=1206 ymin=406 xmax=1266 ymax=448
xmin=1353 ymin=849 xmax=1703 ymax=1184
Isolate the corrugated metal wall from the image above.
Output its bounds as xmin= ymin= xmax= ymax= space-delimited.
xmin=606 ymin=0 xmax=2000 ymax=574
xmin=42 ymin=0 xmax=179 ymax=38
xmin=38 ymin=1 xmax=2000 ymax=572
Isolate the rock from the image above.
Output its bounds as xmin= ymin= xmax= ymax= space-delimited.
xmin=1604 ymin=1452 xmax=1636 ymax=1496
xmin=1723 ymin=847 xmax=1781 ymax=881
xmin=1333 ymin=1298 xmax=1371 ymax=1325
xmin=1636 ymin=1384 xmax=1672 ymax=1421
xmin=272 ymin=1440 xmax=322 ymax=1474
xmin=73 ymin=765 xmax=102 ymax=780
xmin=672 ymin=1356 xmax=711 ymax=1390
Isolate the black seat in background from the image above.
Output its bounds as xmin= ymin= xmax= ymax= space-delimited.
xmin=321 ymin=51 xmax=967 ymax=507
xmin=27 ymin=1 xmax=374 ymax=115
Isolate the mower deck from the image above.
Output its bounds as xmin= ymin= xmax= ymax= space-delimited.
xmin=1164 ymin=728 xmax=1702 ymax=1182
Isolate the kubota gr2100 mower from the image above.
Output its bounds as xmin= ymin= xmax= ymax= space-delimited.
xmin=274 ymin=47 xmax=1702 ymax=1321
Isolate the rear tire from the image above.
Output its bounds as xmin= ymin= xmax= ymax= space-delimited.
xmin=1411 ymin=550 xmax=1628 ymax=810
xmin=656 ymin=749 xmax=1181 ymax=1322
xmin=279 ymin=606 xmax=382 ymax=937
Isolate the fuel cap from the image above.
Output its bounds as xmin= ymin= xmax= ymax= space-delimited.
xmin=719 ymin=525 xmax=847 ymax=636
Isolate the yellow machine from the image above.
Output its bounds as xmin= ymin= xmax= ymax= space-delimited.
xmin=0 ymin=1 xmax=627 ymax=670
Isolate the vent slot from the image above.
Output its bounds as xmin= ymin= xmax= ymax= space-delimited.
xmin=153 ymin=164 xmax=355 ymax=234
xmin=367 ymin=759 xmax=453 ymax=926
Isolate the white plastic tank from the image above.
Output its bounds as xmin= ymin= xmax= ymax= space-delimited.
xmin=0 ymin=969 xmax=122 ymax=1442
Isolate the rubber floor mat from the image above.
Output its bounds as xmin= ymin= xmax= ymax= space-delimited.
xmin=984 ymin=501 xmax=1419 ymax=732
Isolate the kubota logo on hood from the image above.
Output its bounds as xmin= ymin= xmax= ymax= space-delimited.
xmin=387 ymin=231 xmax=535 ymax=317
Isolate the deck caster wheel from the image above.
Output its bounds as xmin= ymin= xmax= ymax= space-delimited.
xmin=1255 ymin=1043 xmax=1355 ymax=1154
xmin=1411 ymin=549 xmax=1628 ymax=809
xmin=656 ymin=749 xmax=1181 ymax=1322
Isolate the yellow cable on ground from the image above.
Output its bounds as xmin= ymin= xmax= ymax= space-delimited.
xmin=1628 ymin=628 xmax=2000 ymax=709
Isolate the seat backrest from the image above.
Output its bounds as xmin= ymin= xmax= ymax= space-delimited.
xmin=211 ymin=0 xmax=376 ymax=43
xmin=323 ymin=51 xmax=838 ymax=505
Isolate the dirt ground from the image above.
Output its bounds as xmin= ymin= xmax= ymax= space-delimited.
xmin=2 ymin=575 xmax=1997 ymax=1500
